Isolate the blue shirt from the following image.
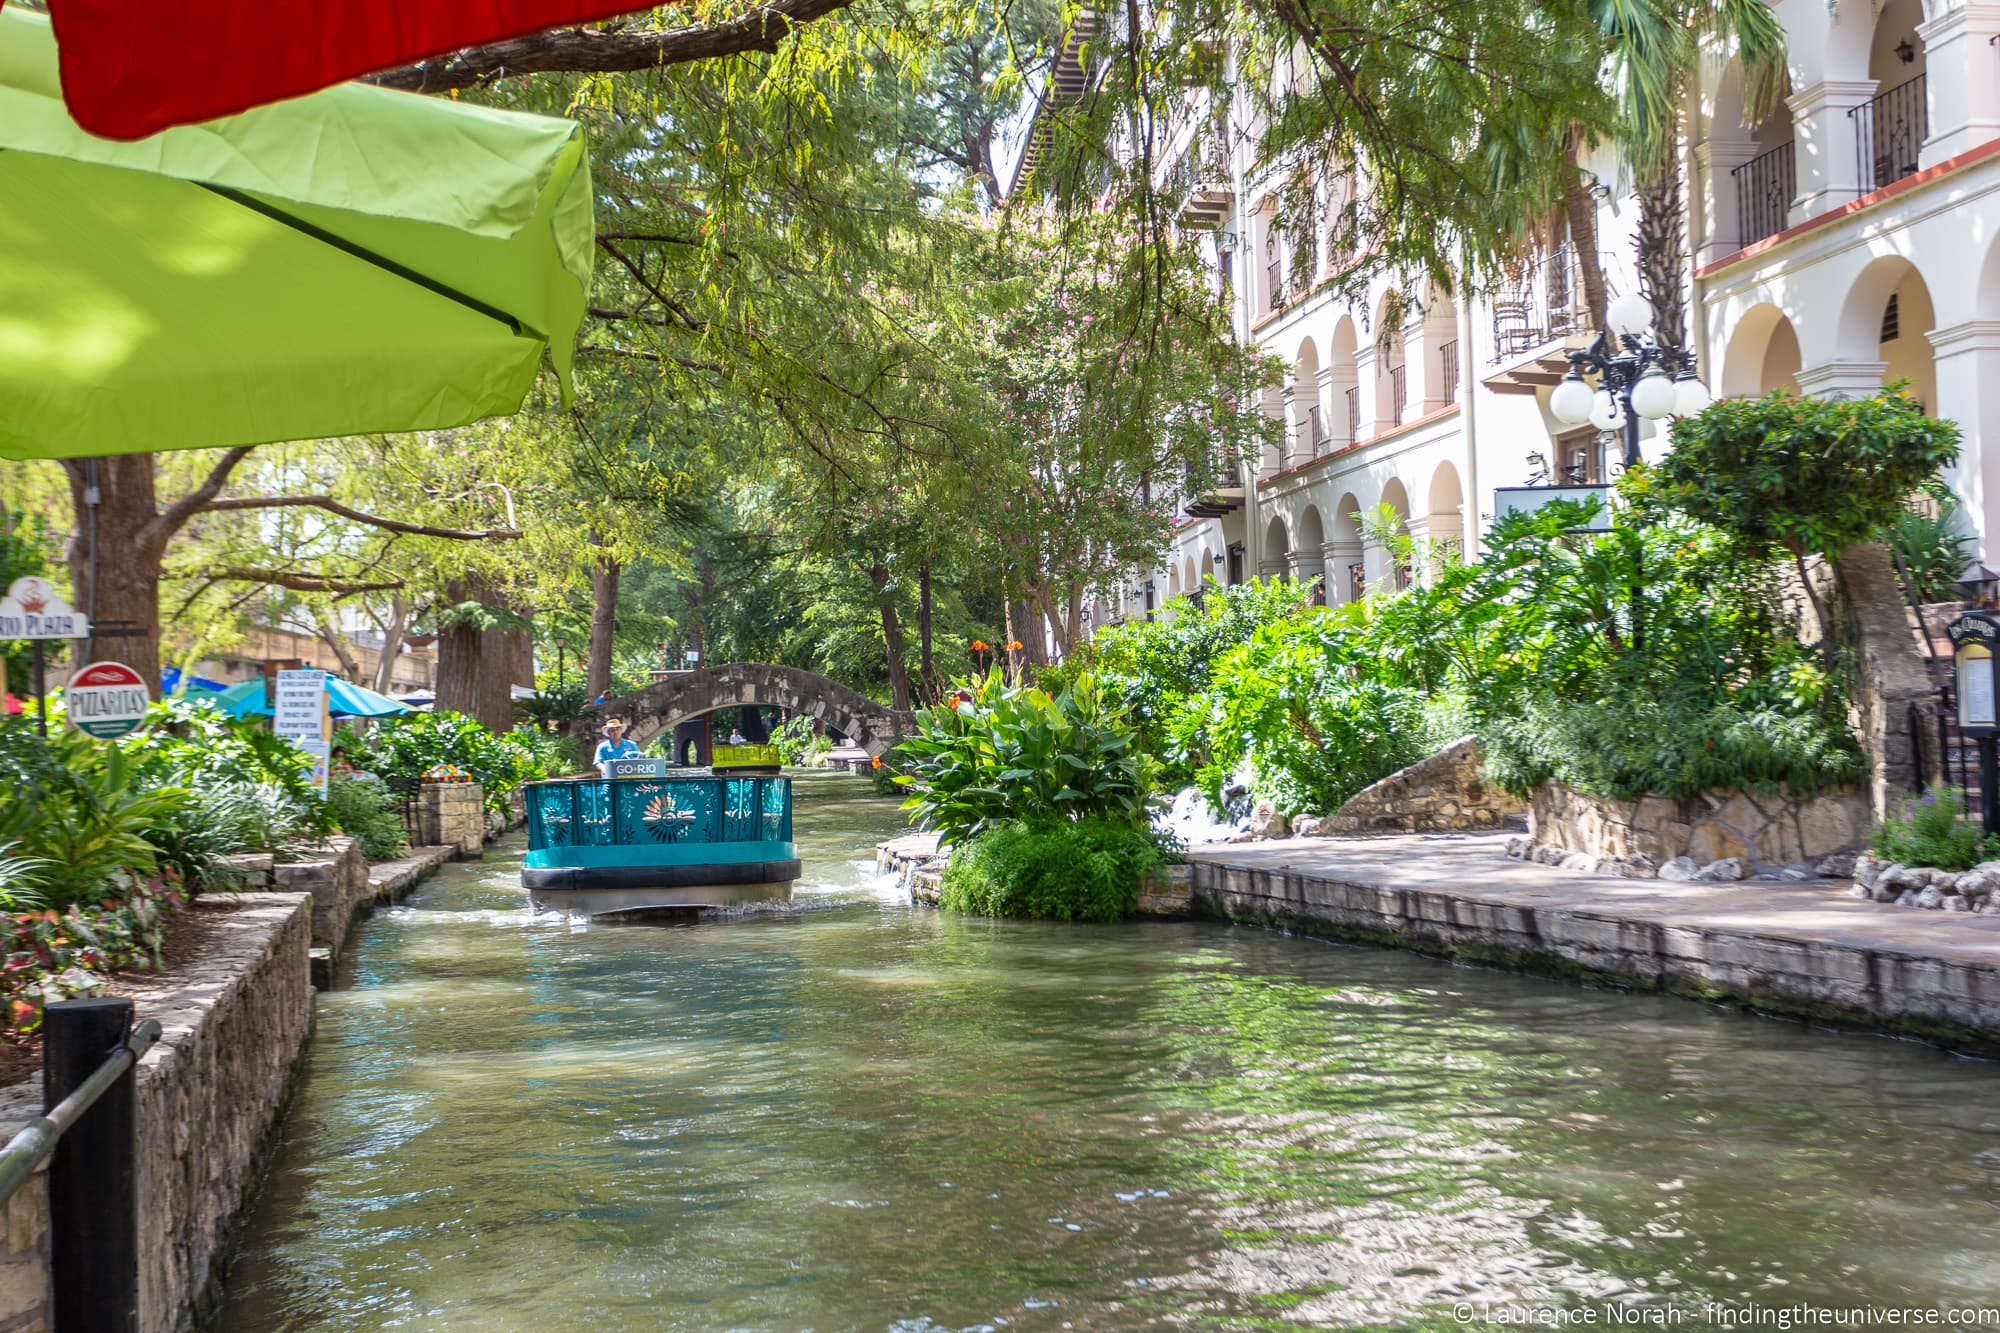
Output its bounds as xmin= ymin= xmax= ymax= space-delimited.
xmin=593 ymin=736 xmax=642 ymax=768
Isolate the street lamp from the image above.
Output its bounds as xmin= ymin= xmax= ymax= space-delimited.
xmin=1958 ymin=560 xmax=2000 ymax=608
xmin=1547 ymin=292 xmax=1712 ymax=469
xmin=1949 ymin=610 xmax=2000 ymax=831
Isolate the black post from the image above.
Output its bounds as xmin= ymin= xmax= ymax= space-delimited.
xmin=31 ymin=640 xmax=44 ymax=739
xmin=45 ymin=997 xmax=139 ymax=1333
xmin=1620 ymin=379 xmax=1643 ymax=470
xmin=1981 ymin=736 xmax=1998 ymax=836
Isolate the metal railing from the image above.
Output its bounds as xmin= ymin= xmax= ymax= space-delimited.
xmin=1266 ymin=252 xmax=1283 ymax=313
xmin=1489 ymin=245 xmax=1611 ymax=360
xmin=1345 ymin=385 xmax=1361 ymax=442
xmin=1308 ymin=404 xmax=1327 ymax=450
xmin=0 ymin=998 xmax=161 ymax=1331
xmin=1439 ymin=341 xmax=1459 ymax=404
xmin=1731 ymin=140 xmax=1795 ymax=246
xmin=1388 ymin=364 xmax=1407 ymax=426
xmin=1850 ymin=73 xmax=1927 ymax=193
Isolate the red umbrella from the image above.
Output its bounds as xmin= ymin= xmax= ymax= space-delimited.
xmin=2 ymin=694 xmax=21 ymax=716
xmin=23 ymin=0 xmax=667 ymax=141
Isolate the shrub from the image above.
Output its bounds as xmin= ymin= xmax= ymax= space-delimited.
xmin=1183 ymin=618 xmax=1432 ymax=817
xmin=0 ymin=876 xmax=179 ymax=1036
xmin=938 ymin=819 xmax=1173 ymax=922
xmin=0 ymin=723 xmax=191 ymax=907
xmin=895 ymin=669 xmax=1154 ymax=848
xmin=771 ymin=715 xmax=831 ymax=766
xmin=357 ymin=712 xmax=564 ymax=816
xmin=1888 ymin=500 xmax=1974 ymax=602
xmin=1871 ymin=788 xmax=2000 ymax=871
xmin=326 ymin=774 xmax=408 ymax=861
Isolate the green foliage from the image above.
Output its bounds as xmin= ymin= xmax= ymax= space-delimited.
xmin=355 ymin=711 xmax=564 ymax=817
xmin=1187 ymin=618 xmax=1432 ymax=817
xmin=0 ymin=722 xmax=190 ymax=907
xmin=1657 ymin=388 xmax=1961 ymax=562
xmin=937 ymin=819 xmax=1173 ymax=923
xmin=895 ymin=669 xmax=1154 ymax=848
xmin=0 ymin=877 xmax=179 ymax=1036
xmin=770 ymin=714 xmax=832 ymax=767
xmin=1871 ymin=788 xmax=2000 ymax=872
xmin=325 ymin=775 xmax=408 ymax=861
xmin=1888 ymin=501 xmax=1974 ymax=602
xmin=0 ymin=511 xmax=54 ymax=697
xmin=1086 ymin=578 xmax=1318 ymax=783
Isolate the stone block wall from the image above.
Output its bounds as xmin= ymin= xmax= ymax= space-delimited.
xmin=0 ymin=893 xmax=313 ymax=1333
xmin=1829 ymin=543 xmax=1938 ymax=818
xmin=1529 ymin=782 xmax=1869 ymax=872
xmin=1317 ymin=736 xmax=1526 ymax=835
xmin=273 ymin=837 xmax=369 ymax=963
xmin=418 ymin=782 xmax=485 ymax=858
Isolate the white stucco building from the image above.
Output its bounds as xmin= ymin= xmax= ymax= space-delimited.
xmin=1081 ymin=0 xmax=2000 ymax=629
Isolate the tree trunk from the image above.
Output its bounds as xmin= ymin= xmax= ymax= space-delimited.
xmin=1563 ymin=142 xmax=1611 ymax=338
xmin=917 ymin=561 xmax=935 ymax=702
xmin=370 ymin=594 xmax=408 ymax=695
xmin=869 ymin=558 xmax=913 ymax=711
xmin=1636 ymin=156 xmax=1687 ymax=350
xmin=64 ymin=455 xmax=165 ymax=691
xmin=434 ymin=575 xmax=518 ymax=733
xmin=587 ymin=538 xmax=619 ymax=701
xmin=308 ymin=607 xmax=362 ymax=681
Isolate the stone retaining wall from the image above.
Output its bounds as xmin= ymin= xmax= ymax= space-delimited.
xmin=0 ymin=893 xmax=313 ymax=1333
xmin=1529 ymin=782 xmax=1869 ymax=875
xmin=1316 ymin=736 xmax=1525 ymax=835
xmin=418 ymin=782 xmax=484 ymax=859
xmin=1188 ymin=855 xmax=2000 ymax=1053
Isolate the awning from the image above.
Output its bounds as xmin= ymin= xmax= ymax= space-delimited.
xmin=0 ymin=7 xmax=593 ymax=462
xmin=27 ymin=0 xmax=666 ymax=141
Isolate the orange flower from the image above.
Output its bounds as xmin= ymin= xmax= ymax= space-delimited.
xmin=1007 ymin=640 xmax=1023 ymax=652
xmin=971 ymin=639 xmax=990 ymax=652
xmin=870 ymin=756 xmax=883 ymax=769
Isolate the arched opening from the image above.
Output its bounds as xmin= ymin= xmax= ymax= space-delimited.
xmin=1292 ymin=336 xmax=1323 ymax=464
xmin=1706 ymin=56 xmax=1798 ymax=252
xmin=1426 ymin=461 xmax=1465 ymax=569
xmin=1329 ymin=316 xmax=1360 ymax=449
xmin=1373 ymin=293 xmax=1408 ymax=432
xmin=1377 ymin=478 xmax=1413 ymax=591
xmin=1261 ymin=513 xmax=1291 ymax=581
xmin=1834 ymin=254 xmax=1933 ymax=408
xmin=1719 ymin=303 xmax=1804 ymax=398
xmin=1330 ymin=494 xmax=1365 ymax=603
xmin=1859 ymin=0 xmax=1927 ymax=189
xmin=1295 ymin=505 xmax=1328 ymax=603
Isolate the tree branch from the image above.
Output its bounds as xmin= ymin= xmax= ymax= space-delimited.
xmin=157 ymin=445 xmax=257 ymax=546
xmin=365 ymin=0 xmax=858 ymax=93
xmin=196 ymin=568 xmax=408 ymax=597
xmin=197 ymin=495 xmax=522 ymax=541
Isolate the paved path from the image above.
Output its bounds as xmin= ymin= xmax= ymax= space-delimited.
xmin=1186 ymin=832 xmax=2000 ymax=1053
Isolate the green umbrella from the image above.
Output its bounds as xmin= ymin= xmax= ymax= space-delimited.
xmin=214 ymin=675 xmax=414 ymax=720
xmin=0 ymin=7 xmax=593 ymax=461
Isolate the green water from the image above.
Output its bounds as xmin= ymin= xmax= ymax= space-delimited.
xmin=217 ymin=772 xmax=2000 ymax=1330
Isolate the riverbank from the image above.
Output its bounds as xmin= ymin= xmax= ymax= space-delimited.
xmin=1187 ymin=832 xmax=2000 ymax=1055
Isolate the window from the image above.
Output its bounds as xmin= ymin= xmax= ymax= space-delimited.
xmin=1881 ymin=293 xmax=1901 ymax=343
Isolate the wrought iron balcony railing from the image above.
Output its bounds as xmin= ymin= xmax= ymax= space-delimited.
xmin=1731 ymin=140 xmax=1795 ymax=246
xmin=1439 ymin=340 xmax=1459 ymax=404
xmin=1850 ymin=73 xmax=1927 ymax=193
xmin=1489 ymin=244 xmax=1613 ymax=361
xmin=1388 ymin=364 xmax=1407 ymax=426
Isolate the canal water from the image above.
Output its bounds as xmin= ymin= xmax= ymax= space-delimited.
xmin=217 ymin=772 xmax=2000 ymax=1330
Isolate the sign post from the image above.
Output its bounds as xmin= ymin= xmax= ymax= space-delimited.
xmin=273 ymin=668 xmax=332 ymax=794
xmin=1948 ymin=611 xmax=2000 ymax=833
xmin=0 ymin=577 xmax=92 ymax=738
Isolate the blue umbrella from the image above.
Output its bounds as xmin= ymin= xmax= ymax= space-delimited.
xmin=161 ymin=666 xmax=226 ymax=695
xmin=213 ymin=676 xmax=414 ymax=720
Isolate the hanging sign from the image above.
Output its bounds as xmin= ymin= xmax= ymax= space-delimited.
xmin=0 ymin=576 xmax=88 ymax=641
xmin=66 ymin=661 xmax=149 ymax=738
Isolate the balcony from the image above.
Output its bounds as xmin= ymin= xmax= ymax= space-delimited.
xmin=1170 ymin=134 xmax=1232 ymax=229
xmin=1345 ymin=385 xmax=1360 ymax=442
xmin=1439 ymin=340 xmax=1458 ymax=404
xmin=1850 ymin=74 xmax=1927 ymax=193
xmin=1387 ymin=364 xmax=1407 ymax=426
xmin=1308 ymin=404 xmax=1328 ymax=451
xmin=1182 ymin=486 xmax=1245 ymax=519
xmin=1729 ymin=140 xmax=1795 ymax=247
xmin=1483 ymin=245 xmax=1613 ymax=395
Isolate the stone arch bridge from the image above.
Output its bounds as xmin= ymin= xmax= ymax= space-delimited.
xmin=593 ymin=663 xmax=916 ymax=757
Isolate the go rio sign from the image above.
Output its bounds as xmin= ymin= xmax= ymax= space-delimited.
xmin=67 ymin=661 xmax=150 ymax=739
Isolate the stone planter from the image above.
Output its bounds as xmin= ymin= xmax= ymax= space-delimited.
xmin=1529 ymin=781 xmax=1869 ymax=875
xmin=417 ymin=781 xmax=485 ymax=859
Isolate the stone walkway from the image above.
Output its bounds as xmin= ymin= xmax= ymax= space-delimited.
xmin=1186 ymin=832 xmax=2000 ymax=1053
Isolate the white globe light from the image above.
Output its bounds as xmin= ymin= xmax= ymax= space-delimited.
xmin=1630 ymin=367 xmax=1677 ymax=420
xmin=1588 ymin=390 xmax=1625 ymax=432
xmin=1607 ymin=293 xmax=1654 ymax=338
xmin=1673 ymin=374 xmax=1712 ymax=417
xmin=1549 ymin=373 xmax=1596 ymax=426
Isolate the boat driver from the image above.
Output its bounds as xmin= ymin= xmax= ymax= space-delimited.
xmin=594 ymin=717 xmax=643 ymax=775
